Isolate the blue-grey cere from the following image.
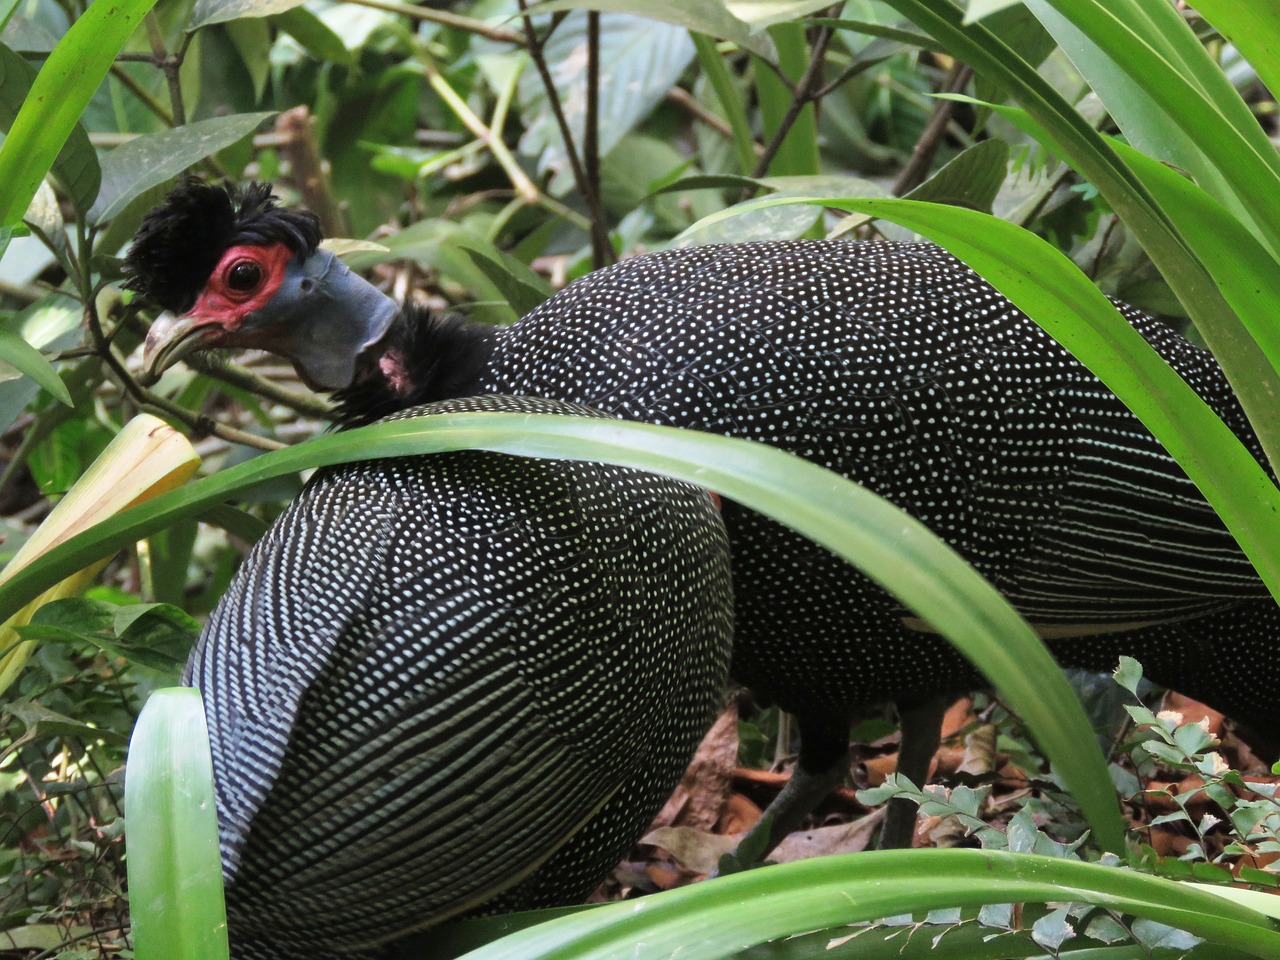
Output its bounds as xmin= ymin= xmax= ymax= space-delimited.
xmin=181 ymin=395 xmax=733 ymax=959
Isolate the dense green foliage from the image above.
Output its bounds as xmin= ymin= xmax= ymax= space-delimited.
xmin=1 ymin=0 xmax=1279 ymax=957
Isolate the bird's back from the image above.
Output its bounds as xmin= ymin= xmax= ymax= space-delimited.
xmin=483 ymin=239 xmax=1270 ymax=714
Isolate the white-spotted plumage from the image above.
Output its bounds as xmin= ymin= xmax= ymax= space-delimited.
xmin=185 ymin=395 xmax=733 ymax=959
xmin=481 ymin=240 xmax=1273 ymax=722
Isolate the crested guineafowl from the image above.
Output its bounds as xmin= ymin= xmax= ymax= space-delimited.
xmin=129 ymin=179 xmax=1278 ymax=864
xmin=177 ymin=393 xmax=732 ymax=959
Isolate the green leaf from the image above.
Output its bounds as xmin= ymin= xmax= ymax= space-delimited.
xmin=1022 ymin=0 xmax=1262 ymax=251
xmin=941 ymin=95 xmax=1280 ymax=475
xmin=189 ymin=0 xmax=305 ymax=30
xmin=529 ymin=0 xmax=771 ymax=57
xmin=89 ymin=112 xmax=276 ymax=225
xmin=458 ymin=242 xmax=554 ymax=317
xmin=1190 ymin=3 xmax=1280 ymax=112
xmin=125 ymin=688 xmax=229 ymax=960
xmin=0 ymin=43 xmax=100 ymax=214
xmin=5 ymin=698 xmax=125 ymax=743
xmin=0 ymin=411 xmax=1125 ymax=852
xmin=1025 ymin=0 xmax=1280 ymax=256
xmin=963 ymin=0 xmax=1022 ymax=21
xmin=0 ymin=326 xmax=72 ymax=407
xmin=901 ymin=139 xmax=1010 ymax=213
xmin=28 ymin=417 xmax=84 ymax=495
xmin=0 ymin=0 xmax=160 ymax=228
xmin=517 ymin=12 xmax=696 ymax=193
xmin=1112 ymin=656 xmax=1143 ymax=697
xmin=447 ymin=850 xmax=1280 ymax=959
xmin=270 ymin=6 xmax=353 ymax=65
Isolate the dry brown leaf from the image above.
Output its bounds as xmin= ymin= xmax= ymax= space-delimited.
xmin=642 ymin=825 xmax=739 ymax=875
xmin=652 ymin=704 xmax=740 ymax=830
xmin=769 ymin=809 xmax=885 ymax=862
xmin=717 ymin=792 xmax=762 ymax=834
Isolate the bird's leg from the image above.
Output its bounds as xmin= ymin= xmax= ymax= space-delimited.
xmin=718 ymin=712 xmax=850 ymax=873
xmin=877 ymin=696 xmax=947 ymax=849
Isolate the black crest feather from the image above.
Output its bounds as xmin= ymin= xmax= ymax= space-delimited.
xmin=124 ymin=179 xmax=324 ymax=313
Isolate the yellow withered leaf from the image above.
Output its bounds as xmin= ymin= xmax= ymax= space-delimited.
xmin=0 ymin=414 xmax=200 ymax=696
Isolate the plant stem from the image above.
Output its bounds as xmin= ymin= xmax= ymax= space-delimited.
xmin=516 ymin=0 xmax=612 ymax=259
xmin=893 ymin=61 xmax=973 ymax=195
xmin=584 ymin=12 xmax=611 ymax=266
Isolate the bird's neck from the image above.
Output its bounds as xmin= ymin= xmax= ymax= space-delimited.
xmin=330 ymin=307 xmax=498 ymax=427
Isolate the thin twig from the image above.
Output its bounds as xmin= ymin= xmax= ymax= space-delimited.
xmin=348 ymin=0 xmax=525 ymax=45
xmin=747 ymin=23 xmax=836 ymax=183
xmin=516 ymin=0 xmax=612 ymax=256
xmin=584 ymin=12 xmax=611 ymax=266
xmin=144 ymin=12 xmax=185 ymax=126
xmin=274 ymin=107 xmax=346 ymax=236
xmin=892 ymin=62 xmax=973 ymax=195
xmin=107 ymin=64 xmax=172 ymax=126
xmin=667 ymin=87 xmax=753 ymax=147
xmin=186 ymin=355 xmax=335 ymax=419
xmin=418 ymin=50 xmax=540 ymax=204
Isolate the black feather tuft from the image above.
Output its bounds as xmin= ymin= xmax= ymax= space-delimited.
xmin=124 ymin=179 xmax=324 ymax=313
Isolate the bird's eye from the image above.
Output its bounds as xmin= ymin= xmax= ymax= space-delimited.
xmin=227 ymin=259 xmax=263 ymax=292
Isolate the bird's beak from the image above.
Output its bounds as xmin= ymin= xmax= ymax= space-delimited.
xmin=142 ymin=311 xmax=218 ymax=384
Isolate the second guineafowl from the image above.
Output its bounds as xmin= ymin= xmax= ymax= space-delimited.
xmin=130 ymin=180 xmax=1277 ymax=862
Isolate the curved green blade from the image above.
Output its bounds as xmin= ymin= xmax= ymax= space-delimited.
xmin=449 ymin=850 xmax=1280 ymax=960
xmin=125 ymin=687 xmax=229 ymax=960
xmin=0 ymin=412 xmax=1124 ymax=851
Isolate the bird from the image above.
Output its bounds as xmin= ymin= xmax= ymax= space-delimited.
xmin=128 ymin=178 xmax=1277 ymax=863
xmin=176 ymin=392 xmax=733 ymax=959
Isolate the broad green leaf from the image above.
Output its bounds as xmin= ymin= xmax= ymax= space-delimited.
xmin=271 ymin=6 xmax=353 ymax=64
xmin=691 ymin=32 xmax=756 ymax=176
xmin=675 ymin=174 xmax=885 ymax=245
xmin=28 ymin=417 xmax=84 ymax=495
xmin=1107 ymin=140 xmax=1280 ymax=429
xmin=125 ymin=688 xmax=229 ymax=960
xmin=0 ymin=412 xmax=1125 ymax=851
xmin=949 ymin=95 xmax=1280 ymax=476
xmin=1023 ymin=0 xmax=1254 ymax=248
xmin=449 ymin=850 xmax=1280 ymax=959
xmin=22 ymin=181 xmax=68 ymax=267
xmin=0 ymin=0 xmax=159 ymax=228
xmin=0 ymin=43 xmax=100 ymax=214
xmin=89 ymin=113 xmax=276 ymax=225
xmin=517 ymin=12 xmax=695 ymax=194
xmin=725 ymin=0 xmax=840 ymax=33
xmin=189 ymin=0 xmax=305 ymax=30
xmin=5 ymin=699 xmax=126 ymax=744
xmin=0 ymin=326 xmax=71 ymax=407
xmin=754 ymin=23 xmax=818 ymax=178
xmin=963 ymin=0 xmax=1021 ymax=22
xmin=693 ymin=195 xmax=1280 ymax=602
xmin=322 ymin=238 xmax=391 ymax=258
xmin=882 ymin=1 xmax=1280 ymax=492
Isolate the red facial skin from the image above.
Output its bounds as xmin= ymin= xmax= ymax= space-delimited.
xmin=184 ymin=241 xmax=294 ymax=339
